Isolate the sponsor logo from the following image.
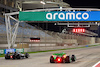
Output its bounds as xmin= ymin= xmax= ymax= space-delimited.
xmin=16 ymin=49 xmax=24 ymax=53
xmin=0 ymin=50 xmax=4 ymax=54
xmin=46 ymin=12 xmax=89 ymax=20
xmin=5 ymin=49 xmax=15 ymax=54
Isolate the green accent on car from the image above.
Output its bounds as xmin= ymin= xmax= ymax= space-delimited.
xmin=53 ymin=52 xmax=66 ymax=56
xmin=54 ymin=57 xmax=56 ymax=60
xmin=70 ymin=57 xmax=72 ymax=62
xmin=74 ymin=56 xmax=76 ymax=61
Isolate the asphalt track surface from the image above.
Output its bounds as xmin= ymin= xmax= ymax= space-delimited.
xmin=1 ymin=46 xmax=100 ymax=67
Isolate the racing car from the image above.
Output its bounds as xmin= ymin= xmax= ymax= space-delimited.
xmin=50 ymin=52 xmax=76 ymax=63
xmin=5 ymin=52 xmax=29 ymax=59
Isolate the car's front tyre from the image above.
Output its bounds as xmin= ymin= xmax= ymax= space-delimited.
xmin=25 ymin=53 xmax=29 ymax=58
xmin=71 ymin=55 xmax=76 ymax=62
xmin=65 ymin=56 xmax=72 ymax=63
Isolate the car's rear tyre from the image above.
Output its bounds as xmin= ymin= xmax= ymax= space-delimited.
xmin=5 ymin=55 xmax=10 ymax=59
xmin=65 ymin=56 xmax=72 ymax=63
xmin=13 ymin=55 xmax=16 ymax=59
xmin=25 ymin=53 xmax=29 ymax=58
xmin=50 ymin=56 xmax=54 ymax=63
xmin=71 ymin=55 xmax=76 ymax=62
xmin=16 ymin=54 xmax=21 ymax=59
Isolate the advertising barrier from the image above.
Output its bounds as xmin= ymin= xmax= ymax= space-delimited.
xmin=19 ymin=11 xmax=100 ymax=21
xmin=3 ymin=48 xmax=24 ymax=54
xmin=16 ymin=49 xmax=24 ymax=53
xmin=0 ymin=49 xmax=4 ymax=54
xmin=4 ymin=49 xmax=16 ymax=54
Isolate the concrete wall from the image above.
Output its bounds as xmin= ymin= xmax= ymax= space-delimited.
xmin=24 ymin=45 xmax=78 ymax=52
xmin=0 ymin=33 xmax=100 ymax=49
xmin=90 ymin=37 xmax=95 ymax=44
xmin=96 ymin=38 xmax=100 ymax=43
xmin=62 ymin=39 xmax=77 ymax=43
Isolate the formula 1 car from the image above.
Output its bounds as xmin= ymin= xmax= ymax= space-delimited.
xmin=5 ymin=52 xmax=29 ymax=59
xmin=50 ymin=52 xmax=76 ymax=63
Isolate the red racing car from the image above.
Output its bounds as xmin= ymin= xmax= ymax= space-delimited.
xmin=50 ymin=52 xmax=76 ymax=63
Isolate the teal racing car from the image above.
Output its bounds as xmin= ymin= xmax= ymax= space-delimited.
xmin=50 ymin=52 xmax=76 ymax=63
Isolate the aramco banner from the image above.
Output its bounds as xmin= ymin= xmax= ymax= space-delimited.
xmin=19 ymin=11 xmax=100 ymax=21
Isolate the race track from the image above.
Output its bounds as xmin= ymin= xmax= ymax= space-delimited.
xmin=1 ymin=46 xmax=100 ymax=67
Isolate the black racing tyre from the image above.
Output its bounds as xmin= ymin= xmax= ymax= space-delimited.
xmin=65 ymin=56 xmax=72 ymax=63
xmin=16 ymin=54 xmax=21 ymax=59
xmin=5 ymin=55 xmax=10 ymax=59
xmin=13 ymin=55 xmax=16 ymax=59
xmin=50 ymin=56 xmax=54 ymax=63
xmin=25 ymin=53 xmax=29 ymax=58
xmin=5 ymin=56 xmax=7 ymax=59
xmin=71 ymin=55 xmax=76 ymax=62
